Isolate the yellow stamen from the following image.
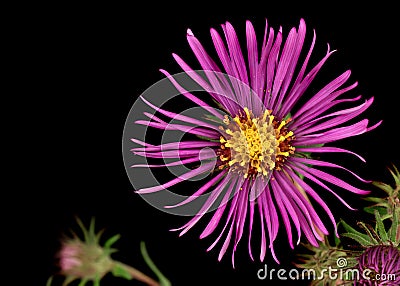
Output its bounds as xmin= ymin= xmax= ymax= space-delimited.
xmin=277 ymin=120 xmax=286 ymax=132
xmin=218 ymin=108 xmax=295 ymax=178
xmin=269 ymin=115 xmax=275 ymax=125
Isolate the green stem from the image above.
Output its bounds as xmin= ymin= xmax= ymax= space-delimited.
xmin=113 ymin=261 xmax=160 ymax=286
xmin=140 ymin=241 xmax=171 ymax=286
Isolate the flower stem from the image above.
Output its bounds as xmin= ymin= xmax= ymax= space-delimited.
xmin=140 ymin=241 xmax=171 ymax=286
xmin=113 ymin=261 xmax=160 ymax=286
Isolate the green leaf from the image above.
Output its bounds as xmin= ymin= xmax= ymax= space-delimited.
xmin=104 ymin=234 xmax=120 ymax=250
xmin=372 ymin=182 xmax=393 ymax=195
xmin=339 ymin=220 xmax=371 ymax=242
xmin=78 ymin=278 xmax=89 ymax=286
xmin=341 ymin=233 xmax=372 ymax=247
xmin=46 ymin=276 xmax=53 ymax=286
xmin=95 ymin=228 xmax=105 ymax=242
xmin=334 ymin=234 xmax=341 ymax=247
xmin=389 ymin=207 xmax=399 ymax=243
xmin=87 ymin=217 xmax=99 ymax=243
xmin=140 ymin=241 xmax=171 ymax=286
xmin=364 ymin=206 xmax=388 ymax=216
xmin=111 ymin=264 xmax=133 ymax=280
xmin=388 ymin=164 xmax=400 ymax=186
xmin=364 ymin=197 xmax=387 ymax=203
xmin=75 ymin=216 xmax=89 ymax=242
xmin=375 ymin=210 xmax=389 ymax=242
xmin=62 ymin=276 xmax=77 ymax=286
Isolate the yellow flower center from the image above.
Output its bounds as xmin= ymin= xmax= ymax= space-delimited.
xmin=217 ymin=108 xmax=295 ymax=178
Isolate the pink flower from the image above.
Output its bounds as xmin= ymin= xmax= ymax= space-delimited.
xmin=131 ymin=18 xmax=381 ymax=266
xmin=59 ymin=243 xmax=82 ymax=271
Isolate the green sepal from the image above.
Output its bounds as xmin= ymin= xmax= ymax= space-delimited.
xmin=62 ymin=276 xmax=77 ymax=286
xmin=283 ymin=113 xmax=292 ymax=121
xmin=78 ymin=278 xmax=89 ymax=286
xmin=294 ymin=144 xmax=324 ymax=180
xmin=46 ymin=276 xmax=53 ymax=286
xmin=75 ymin=216 xmax=90 ymax=242
xmin=204 ymin=114 xmax=224 ymax=125
xmin=196 ymin=134 xmax=220 ymax=142
xmin=104 ymin=234 xmax=120 ymax=250
xmin=111 ymin=263 xmax=133 ymax=280
xmin=95 ymin=228 xmax=105 ymax=242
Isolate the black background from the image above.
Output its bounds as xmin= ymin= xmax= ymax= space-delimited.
xmin=29 ymin=4 xmax=400 ymax=286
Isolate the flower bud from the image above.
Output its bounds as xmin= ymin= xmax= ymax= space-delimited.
xmin=58 ymin=238 xmax=113 ymax=281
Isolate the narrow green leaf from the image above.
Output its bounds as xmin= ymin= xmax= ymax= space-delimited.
xmin=88 ymin=217 xmax=96 ymax=243
xmin=62 ymin=276 xmax=77 ymax=286
xmin=105 ymin=248 xmax=118 ymax=255
xmin=389 ymin=207 xmax=399 ymax=243
xmin=339 ymin=220 xmax=371 ymax=241
xmin=381 ymin=214 xmax=392 ymax=221
xmin=375 ymin=210 xmax=389 ymax=242
xmin=46 ymin=276 xmax=53 ymax=286
xmin=341 ymin=233 xmax=372 ymax=247
xmin=95 ymin=228 xmax=105 ymax=242
xmin=78 ymin=278 xmax=88 ymax=286
xmin=334 ymin=234 xmax=341 ymax=247
xmin=112 ymin=264 xmax=133 ymax=280
xmin=75 ymin=217 xmax=89 ymax=242
xmin=372 ymin=182 xmax=393 ymax=194
xmin=104 ymin=234 xmax=120 ymax=250
xmin=388 ymin=165 xmax=400 ymax=186
xmin=140 ymin=241 xmax=171 ymax=286
xmin=364 ymin=206 xmax=388 ymax=216
xmin=357 ymin=221 xmax=380 ymax=244
xmin=364 ymin=197 xmax=387 ymax=203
